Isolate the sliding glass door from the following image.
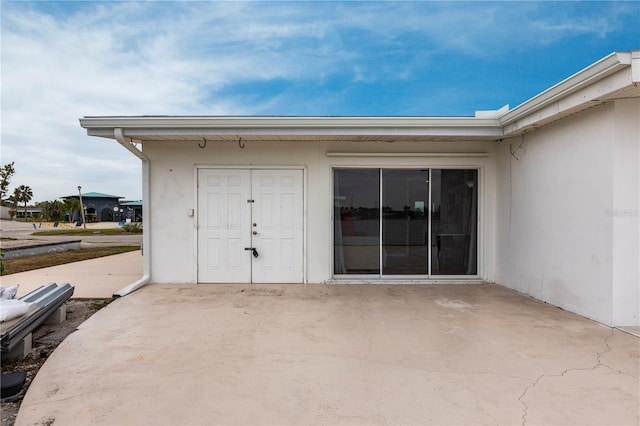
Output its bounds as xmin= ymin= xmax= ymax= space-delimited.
xmin=334 ymin=168 xmax=478 ymax=277
xmin=430 ymin=169 xmax=478 ymax=275
xmin=334 ymin=169 xmax=380 ymax=275
xmin=382 ymin=170 xmax=430 ymax=275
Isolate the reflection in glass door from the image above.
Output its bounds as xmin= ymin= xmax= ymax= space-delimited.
xmin=333 ymin=168 xmax=478 ymax=277
xmin=333 ymin=169 xmax=380 ymax=274
xmin=382 ymin=170 xmax=429 ymax=275
xmin=431 ymin=170 xmax=478 ymax=275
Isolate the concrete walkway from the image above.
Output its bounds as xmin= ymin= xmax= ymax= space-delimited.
xmin=15 ymin=284 xmax=639 ymax=425
xmin=0 ymin=250 xmax=142 ymax=299
xmin=0 ymin=218 xmax=142 ymax=248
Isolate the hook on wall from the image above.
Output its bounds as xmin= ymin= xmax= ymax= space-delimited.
xmin=199 ymin=138 xmax=207 ymax=149
xmin=238 ymin=137 xmax=245 ymax=149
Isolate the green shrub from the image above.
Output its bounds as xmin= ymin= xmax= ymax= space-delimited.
xmin=122 ymin=223 xmax=143 ymax=233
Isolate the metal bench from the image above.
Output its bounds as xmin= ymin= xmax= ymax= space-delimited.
xmin=0 ymin=283 xmax=74 ymax=356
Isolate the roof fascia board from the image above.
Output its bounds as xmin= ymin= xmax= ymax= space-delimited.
xmin=119 ymin=126 xmax=502 ymax=138
xmin=502 ymin=66 xmax=636 ymax=136
xmin=82 ymin=117 xmax=503 ymax=139
xmin=86 ymin=129 xmax=118 ymax=138
xmin=81 ymin=116 xmax=500 ymax=130
xmin=632 ymin=50 xmax=640 ymax=83
xmin=499 ymin=51 xmax=632 ymax=128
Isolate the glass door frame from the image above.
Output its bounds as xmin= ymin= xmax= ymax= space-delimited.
xmin=332 ymin=166 xmax=481 ymax=280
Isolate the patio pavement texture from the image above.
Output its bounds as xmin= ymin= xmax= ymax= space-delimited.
xmin=16 ymin=283 xmax=639 ymax=425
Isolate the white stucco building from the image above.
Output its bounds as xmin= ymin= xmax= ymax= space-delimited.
xmin=80 ymin=50 xmax=639 ymax=327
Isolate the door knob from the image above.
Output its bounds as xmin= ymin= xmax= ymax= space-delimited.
xmin=253 ymin=223 xmax=257 ymax=227
xmin=253 ymin=231 xmax=258 ymax=235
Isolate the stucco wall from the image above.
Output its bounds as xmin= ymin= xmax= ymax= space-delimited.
xmin=611 ymin=98 xmax=640 ymax=326
xmin=1 ymin=206 xmax=12 ymax=220
xmin=496 ymin=100 xmax=640 ymax=326
xmin=144 ymin=140 xmax=497 ymax=285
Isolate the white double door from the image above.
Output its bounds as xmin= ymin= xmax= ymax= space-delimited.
xmin=197 ymin=169 xmax=303 ymax=283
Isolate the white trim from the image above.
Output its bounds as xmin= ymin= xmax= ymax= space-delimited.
xmin=81 ymin=115 xmax=500 ymax=129
xmin=631 ymin=51 xmax=640 ymax=83
xmin=195 ymin=164 xmax=305 ymax=170
xmin=326 ymin=279 xmax=486 ymax=285
xmin=302 ymin=167 xmax=308 ymax=284
xmin=499 ymin=51 xmax=632 ymax=127
xmin=326 ymin=152 xmax=489 ymax=157
xmin=193 ymin=167 xmax=199 ymax=283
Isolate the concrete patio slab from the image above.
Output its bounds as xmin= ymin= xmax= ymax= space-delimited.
xmin=16 ymin=284 xmax=639 ymax=425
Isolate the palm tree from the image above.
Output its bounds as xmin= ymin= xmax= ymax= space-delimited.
xmin=62 ymin=198 xmax=80 ymax=222
xmin=13 ymin=185 xmax=33 ymax=220
xmin=37 ymin=200 xmax=62 ymax=221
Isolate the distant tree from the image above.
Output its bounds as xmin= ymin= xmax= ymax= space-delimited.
xmin=61 ymin=198 xmax=80 ymax=222
xmin=36 ymin=201 xmax=49 ymax=219
xmin=13 ymin=185 xmax=33 ymax=219
xmin=6 ymin=194 xmax=17 ymax=219
xmin=0 ymin=162 xmax=16 ymax=203
xmin=37 ymin=200 xmax=62 ymax=221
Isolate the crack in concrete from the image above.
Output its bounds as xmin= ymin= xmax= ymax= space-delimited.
xmin=596 ymin=328 xmax=614 ymax=366
xmin=518 ymin=328 xmax=637 ymax=425
xmin=517 ymin=373 xmax=543 ymax=426
xmin=593 ymin=329 xmax=638 ymax=378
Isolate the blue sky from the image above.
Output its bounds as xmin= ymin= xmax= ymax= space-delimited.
xmin=1 ymin=1 xmax=639 ymax=202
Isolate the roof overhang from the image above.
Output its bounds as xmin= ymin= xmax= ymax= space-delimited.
xmin=81 ymin=116 xmax=504 ymax=142
xmin=500 ymin=51 xmax=640 ymax=136
xmin=80 ymin=50 xmax=639 ymax=144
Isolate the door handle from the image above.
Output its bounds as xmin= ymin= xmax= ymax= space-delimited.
xmin=244 ymin=247 xmax=259 ymax=258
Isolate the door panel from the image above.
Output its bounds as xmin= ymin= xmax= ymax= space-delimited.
xmin=333 ymin=169 xmax=381 ymax=274
xmin=431 ymin=169 xmax=478 ymax=275
xmin=252 ymin=170 xmax=303 ymax=283
xmin=198 ymin=169 xmax=251 ymax=283
xmin=382 ymin=169 xmax=429 ymax=275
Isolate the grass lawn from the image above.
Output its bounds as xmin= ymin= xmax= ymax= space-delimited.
xmin=32 ymin=228 xmax=138 ymax=236
xmin=1 ymin=246 xmax=140 ymax=275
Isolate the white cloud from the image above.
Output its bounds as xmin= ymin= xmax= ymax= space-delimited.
xmin=1 ymin=1 xmax=637 ymax=202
